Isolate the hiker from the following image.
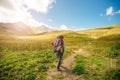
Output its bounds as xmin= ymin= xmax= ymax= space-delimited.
xmin=51 ymin=35 xmax=65 ymax=71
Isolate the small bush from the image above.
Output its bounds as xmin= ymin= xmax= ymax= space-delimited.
xmin=0 ymin=77 xmax=11 ymax=80
xmin=112 ymin=43 xmax=120 ymax=50
xmin=108 ymin=50 xmax=120 ymax=57
xmin=39 ymin=72 xmax=47 ymax=80
xmin=108 ymin=43 xmax=120 ymax=57
xmin=74 ymin=55 xmax=86 ymax=65
xmin=73 ymin=55 xmax=85 ymax=75
xmin=116 ymin=60 xmax=120 ymax=68
xmin=26 ymin=73 xmax=36 ymax=80
xmin=103 ymin=69 xmax=120 ymax=80
xmin=72 ymin=64 xmax=85 ymax=75
xmin=38 ymin=64 xmax=48 ymax=72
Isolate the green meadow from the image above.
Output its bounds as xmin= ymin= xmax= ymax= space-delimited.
xmin=0 ymin=24 xmax=120 ymax=80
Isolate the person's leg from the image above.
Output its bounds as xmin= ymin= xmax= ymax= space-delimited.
xmin=57 ymin=55 xmax=61 ymax=70
xmin=56 ymin=51 xmax=59 ymax=59
xmin=57 ymin=52 xmax=63 ymax=70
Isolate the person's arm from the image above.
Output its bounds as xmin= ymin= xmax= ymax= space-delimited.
xmin=55 ymin=39 xmax=60 ymax=46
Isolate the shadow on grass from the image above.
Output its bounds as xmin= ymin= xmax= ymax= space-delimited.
xmin=61 ymin=66 xmax=74 ymax=75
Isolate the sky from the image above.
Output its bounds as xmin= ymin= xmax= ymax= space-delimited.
xmin=0 ymin=0 xmax=120 ymax=30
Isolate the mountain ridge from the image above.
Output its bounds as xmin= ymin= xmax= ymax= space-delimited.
xmin=0 ymin=22 xmax=120 ymax=37
xmin=0 ymin=22 xmax=53 ymax=35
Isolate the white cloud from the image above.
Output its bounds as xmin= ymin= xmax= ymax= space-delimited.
xmin=70 ymin=26 xmax=88 ymax=31
xmin=60 ymin=25 xmax=68 ymax=30
xmin=106 ymin=6 xmax=120 ymax=16
xmin=23 ymin=0 xmax=56 ymax=13
xmin=39 ymin=22 xmax=55 ymax=29
xmin=115 ymin=10 xmax=120 ymax=14
xmin=0 ymin=0 xmax=55 ymax=26
xmin=48 ymin=19 xmax=53 ymax=22
xmin=59 ymin=25 xmax=88 ymax=30
xmin=106 ymin=6 xmax=113 ymax=16
xmin=0 ymin=0 xmax=14 ymax=9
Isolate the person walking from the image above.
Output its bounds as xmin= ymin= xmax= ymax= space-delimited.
xmin=51 ymin=35 xmax=65 ymax=71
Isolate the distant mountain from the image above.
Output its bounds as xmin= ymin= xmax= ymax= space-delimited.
xmin=0 ymin=22 xmax=53 ymax=35
xmin=36 ymin=25 xmax=53 ymax=32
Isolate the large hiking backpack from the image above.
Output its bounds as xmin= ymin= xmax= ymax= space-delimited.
xmin=52 ymin=35 xmax=64 ymax=53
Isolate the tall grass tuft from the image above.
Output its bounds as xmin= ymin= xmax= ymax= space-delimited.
xmin=108 ymin=43 xmax=120 ymax=57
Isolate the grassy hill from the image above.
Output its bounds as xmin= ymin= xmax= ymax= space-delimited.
xmin=0 ymin=22 xmax=52 ymax=36
xmin=0 ymin=24 xmax=120 ymax=80
xmin=77 ymin=24 xmax=120 ymax=39
xmin=0 ymin=22 xmax=34 ymax=35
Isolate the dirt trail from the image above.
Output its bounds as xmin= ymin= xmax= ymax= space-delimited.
xmin=47 ymin=49 xmax=89 ymax=80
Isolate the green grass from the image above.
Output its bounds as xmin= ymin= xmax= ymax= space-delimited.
xmin=72 ymin=55 xmax=85 ymax=75
xmin=0 ymin=33 xmax=73 ymax=79
xmin=103 ymin=68 xmax=120 ymax=80
xmin=73 ymin=54 xmax=118 ymax=80
xmin=72 ymin=34 xmax=120 ymax=80
xmin=0 ymin=25 xmax=120 ymax=80
xmin=0 ymin=50 xmax=54 ymax=79
xmin=77 ymin=24 xmax=120 ymax=39
xmin=0 ymin=48 xmax=71 ymax=79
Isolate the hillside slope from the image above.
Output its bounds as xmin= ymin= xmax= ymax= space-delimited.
xmin=0 ymin=22 xmax=52 ymax=35
xmin=77 ymin=24 xmax=120 ymax=39
xmin=0 ymin=24 xmax=120 ymax=80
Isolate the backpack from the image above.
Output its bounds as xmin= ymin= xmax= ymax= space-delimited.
xmin=52 ymin=35 xmax=64 ymax=53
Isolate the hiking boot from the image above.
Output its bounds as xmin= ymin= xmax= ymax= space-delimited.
xmin=57 ymin=68 xmax=62 ymax=71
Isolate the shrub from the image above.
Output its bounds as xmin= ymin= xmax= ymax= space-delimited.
xmin=108 ymin=50 xmax=120 ymax=57
xmin=0 ymin=77 xmax=11 ymax=80
xmin=72 ymin=64 xmax=85 ymax=75
xmin=72 ymin=55 xmax=85 ymax=75
xmin=108 ymin=43 xmax=120 ymax=57
xmin=38 ymin=64 xmax=48 ymax=72
xmin=103 ymin=69 xmax=120 ymax=80
xmin=26 ymin=73 xmax=36 ymax=80
xmin=112 ymin=42 xmax=120 ymax=50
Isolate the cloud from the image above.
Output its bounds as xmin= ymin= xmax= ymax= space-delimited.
xmin=60 ymin=25 xmax=68 ymax=30
xmin=48 ymin=19 xmax=53 ymax=22
xmin=59 ymin=25 xmax=88 ymax=30
xmin=23 ymin=0 xmax=56 ymax=13
xmin=115 ymin=10 xmax=120 ymax=14
xmin=106 ymin=6 xmax=120 ymax=16
xmin=0 ymin=0 xmax=55 ymax=13
xmin=70 ymin=26 xmax=88 ymax=31
xmin=0 ymin=0 xmax=55 ymax=26
xmin=0 ymin=0 xmax=14 ymax=9
xmin=106 ymin=6 xmax=113 ymax=16
xmin=39 ymin=22 xmax=55 ymax=29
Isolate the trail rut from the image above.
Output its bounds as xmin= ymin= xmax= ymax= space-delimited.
xmin=47 ymin=49 xmax=89 ymax=80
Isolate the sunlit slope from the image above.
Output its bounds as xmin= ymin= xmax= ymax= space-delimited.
xmin=0 ymin=23 xmax=34 ymax=35
xmin=77 ymin=24 xmax=120 ymax=39
xmin=17 ymin=30 xmax=74 ymax=40
xmin=0 ymin=22 xmax=52 ymax=35
xmin=0 ymin=24 xmax=120 ymax=80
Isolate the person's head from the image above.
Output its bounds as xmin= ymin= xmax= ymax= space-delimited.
xmin=57 ymin=35 xmax=64 ymax=40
